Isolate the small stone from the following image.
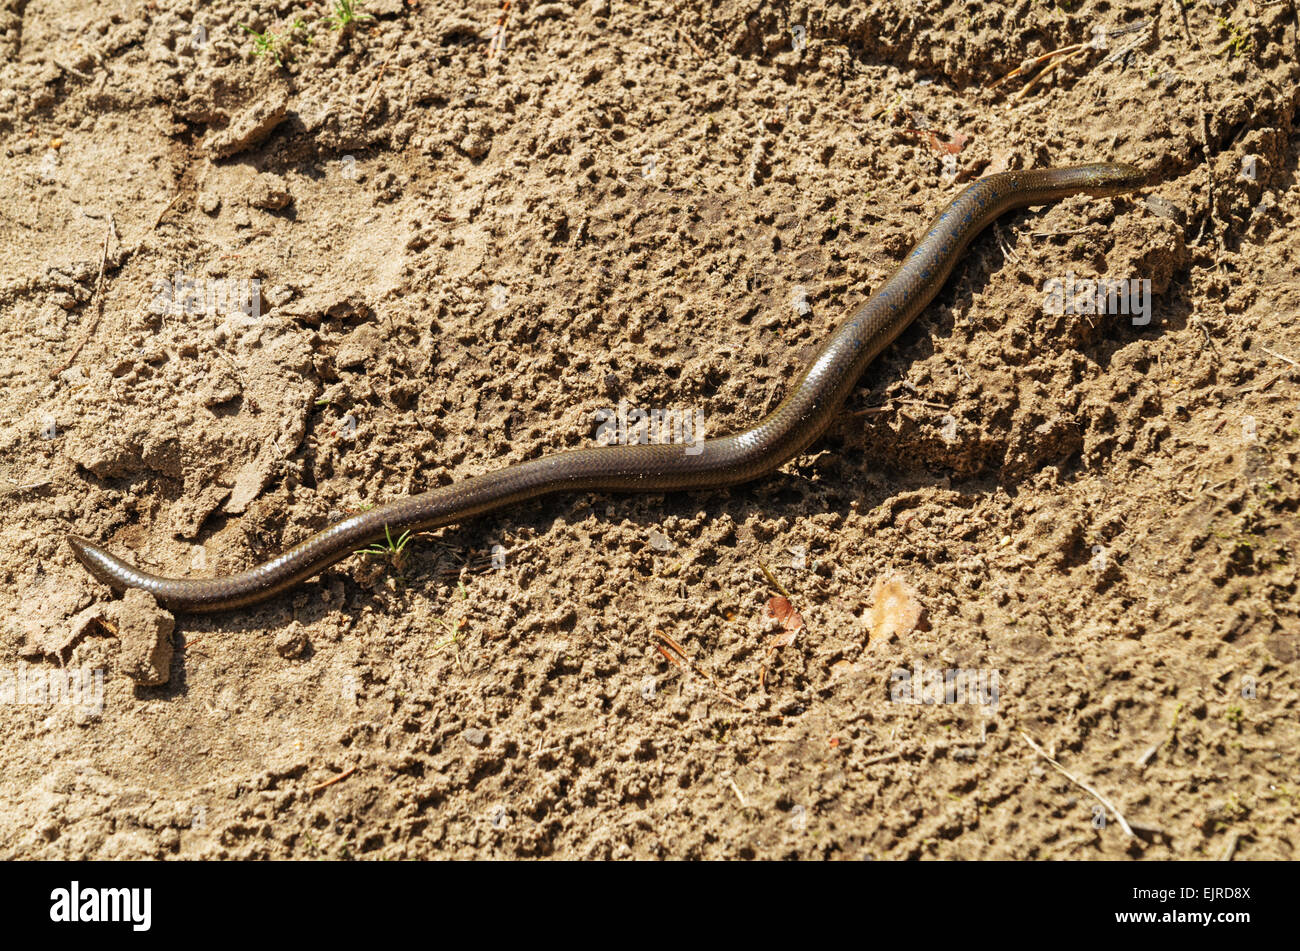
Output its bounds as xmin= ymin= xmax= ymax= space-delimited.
xmin=459 ymin=131 xmax=490 ymax=159
xmin=199 ymin=192 xmax=221 ymax=215
xmin=110 ymin=588 xmax=175 ymax=686
xmin=274 ymin=624 xmax=308 ymax=658
xmin=462 ymin=727 xmax=489 ymax=748
xmin=1144 ymin=194 xmax=1185 ymax=225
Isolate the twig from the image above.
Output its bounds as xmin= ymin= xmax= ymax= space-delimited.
xmin=994 ymin=223 xmax=1024 ymax=263
xmin=150 ymin=190 xmax=182 ymax=231
xmin=1015 ymin=46 xmax=1087 ymax=100
xmin=1099 ymin=24 xmax=1155 ymax=66
xmin=657 ymin=630 xmax=693 ymax=660
xmin=1194 ymin=317 xmax=1220 ymax=355
xmin=676 ymin=27 xmax=707 ymax=60
xmin=55 ymin=59 xmax=94 ymax=80
xmin=1134 ymin=743 xmax=1159 ymax=768
xmin=1217 ymin=831 xmax=1240 ymax=861
xmin=1 ymin=478 xmax=52 ymax=493
xmin=728 ymin=778 xmax=749 ymax=807
xmin=989 ymin=42 xmax=1085 ymax=88
xmin=1108 ymin=19 xmax=1155 ymax=39
xmin=656 ymin=643 xmax=684 ymax=668
xmin=654 ymin=631 xmax=752 ymax=711
xmin=1020 ymin=730 xmax=1134 ymax=837
xmin=92 ymin=222 xmax=110 ymax=296
xmin=1129 ymin=821 xmax=1170 ymax=842
xmin=757 ymin=559 xmax=792 ymax=601
xmin=898 ymin=397 xmax=951 ymax=412
xmin=992 ymin=20 xmax=1151 ymax=90
xmin=308 ymin=764 xmax=358 ymax=793
xmin=360 ymin=63 xmax=389 ymax=120
xmin=862 ymin=751 xmax=903 ymax=767
xmin=1260 ymin=346 xmax=1299 ymax=367
xmin=486 ymin=1 xmax=511 ymax=59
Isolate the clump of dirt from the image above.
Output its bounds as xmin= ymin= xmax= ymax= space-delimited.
xmin=0 ymin=0 xmax=1297 ymax=859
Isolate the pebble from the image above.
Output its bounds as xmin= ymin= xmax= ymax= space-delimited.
xmin=460 ymin=131 xmax=491 ymax=159
xmin=274 ymin=624 xmax=309 ymax=659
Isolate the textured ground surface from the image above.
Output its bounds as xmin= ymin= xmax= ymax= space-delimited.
xmin=0 ymin=0 xmax=1297 ymax=859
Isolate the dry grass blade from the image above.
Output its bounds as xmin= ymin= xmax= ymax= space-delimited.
xmin=1020 ymin=731 xmax=1134 ymax=837
xmin=988 ymin=41 xmax=1085 ymax=88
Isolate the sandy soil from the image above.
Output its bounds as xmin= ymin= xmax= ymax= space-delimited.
xmin=0 ymin=0 xmax=1297 ymax=859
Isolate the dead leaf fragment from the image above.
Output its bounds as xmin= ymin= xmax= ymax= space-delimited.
xmin=868 ymin=575 xmax=927 ymax=641
xmin=760 ymin=596 xmax=806 ymax=687
xmin=766 ymin=595 xmax=805 ymax=646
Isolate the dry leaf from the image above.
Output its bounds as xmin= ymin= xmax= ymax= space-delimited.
xmin=760 ymin=596 xmax=806 ymax=687
xmin=926 ymin=130 xmax=969 ymax=155
xmin=767 ymin=595 xmax=804 ymax=647
xmin=868 ymin=575 xmax=927 ymax=640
